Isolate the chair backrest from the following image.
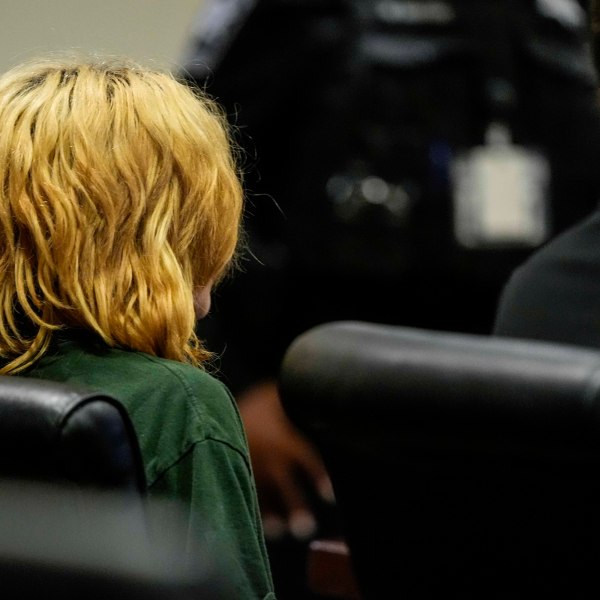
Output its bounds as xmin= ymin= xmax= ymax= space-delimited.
xmin=0 ymin=374 xmax=145 ymax=493
xmin=279 ymin=321 xmax=600 ymax=599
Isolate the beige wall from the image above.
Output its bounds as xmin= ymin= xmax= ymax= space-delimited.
xmin=0 ymin=0 xmax=205 ymax=74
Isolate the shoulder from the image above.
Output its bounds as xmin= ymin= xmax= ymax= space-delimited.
xmin=494 ymin=210 xmax=600 ymax=343
xmin=504 ymin=210 xmax=600 ymax=293
xmin=94 ymin=351 xmax=251 ymax=483
xmin=133 ymin=352 xmax=232 ymax=402
xmin=103 ymin=350 xmax=243 ymax=439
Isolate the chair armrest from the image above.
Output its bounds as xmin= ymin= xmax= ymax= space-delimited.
xmin=307 ymin=538 xmax=361 ymax=600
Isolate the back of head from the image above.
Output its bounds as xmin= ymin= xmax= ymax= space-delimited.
xmin=0 ymin=57 xmax=243 ymax=373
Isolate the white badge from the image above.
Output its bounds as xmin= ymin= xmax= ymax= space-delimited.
xmin=451 ymin=123 xmax=551 ymax=249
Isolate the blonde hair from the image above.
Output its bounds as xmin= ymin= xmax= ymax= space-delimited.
xmin=0 ymin=56 xmax=243 ymax=374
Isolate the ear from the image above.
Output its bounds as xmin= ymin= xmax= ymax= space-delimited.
xmin=193 ymin=284 xmax=213 ymax=320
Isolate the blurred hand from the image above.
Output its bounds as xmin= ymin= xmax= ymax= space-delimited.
xmin=237 ymin=379 xmax=335 ymax=541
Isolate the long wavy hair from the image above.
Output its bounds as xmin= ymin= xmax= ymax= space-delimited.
xmin=0 ymin=57 xmax=243 ymax=374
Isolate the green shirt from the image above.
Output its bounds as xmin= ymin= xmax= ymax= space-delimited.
xmin=22 ymin=332 xmax=276 ymax=600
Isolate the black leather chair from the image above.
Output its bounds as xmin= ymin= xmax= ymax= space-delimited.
xmin=279 ymin=321 xmax=600 ymax=599
xmin=0 ymin=375 xmax=145 ymax=493
xmin=0 ymin=375 xmax=232 ymax=599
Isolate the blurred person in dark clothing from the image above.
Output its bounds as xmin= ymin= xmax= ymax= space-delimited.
xmin=493 ymin=0 xmax=600 ymax=348
xmin=182 ymin=0 xmax=600 ymax=596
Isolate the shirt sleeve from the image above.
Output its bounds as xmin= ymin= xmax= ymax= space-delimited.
xmin=148 ymin=438 xmax=276 ymax=600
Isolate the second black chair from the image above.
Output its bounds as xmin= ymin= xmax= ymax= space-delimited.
xmin=279 ymin=321 xmax=600 ymax=599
